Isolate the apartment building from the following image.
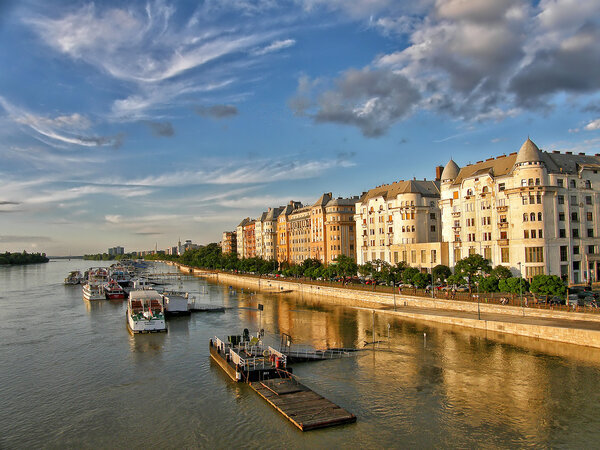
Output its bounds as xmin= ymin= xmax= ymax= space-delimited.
xmin=288 ymin=206 xmax=311 ymax=264
xmin=439 ymin=138 xmax=600 ymax=283
xmin=221 ymin=231 xmax=236 ymax=255
xmin=355 ymin=180 xmax=445 ymax=269
xmin=236 ymin=218 xmax=250 ymax=259
xmin=276 ymin=201 xmax=302 ymax=264
xmin=243 ymin=220 xmax=256 ymax=258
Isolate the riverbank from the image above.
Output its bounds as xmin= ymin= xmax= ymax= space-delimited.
xmin=167 ymin=262 xmax=600 ymax=349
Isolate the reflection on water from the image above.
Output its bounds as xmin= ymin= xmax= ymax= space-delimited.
xmin=1 ymin=261 xmax=600 ymax=448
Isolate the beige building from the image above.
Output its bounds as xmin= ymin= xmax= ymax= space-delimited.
xmin=289 ymin=206 xmax=311 ymax=264
xmin=261 ymin=207 xmax=283 ymax=261
xmin=440 ymin=138 xmax=600 ymax=283
xmin=236 ymin=218 xmax=250 ymax=259
xmin=277 ymin=201 xmax=302 ymax=264
xmin=355 ymin=180 xmax=445 ymax=270
xmin=220 ymin=231 xmax=236 ymax=255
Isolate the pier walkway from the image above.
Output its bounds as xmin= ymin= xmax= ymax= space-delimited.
xmin=250 ymin=377 xmax=356 ymax=431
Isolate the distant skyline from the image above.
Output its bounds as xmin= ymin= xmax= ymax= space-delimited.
xmin=1 ymin=0 xmax=600 ymax=255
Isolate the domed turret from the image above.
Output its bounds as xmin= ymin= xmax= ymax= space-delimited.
xmin=441 ymin=159 xmax=460 ymax=182
xmin=515 ymin=138 xmax=542 ymax=165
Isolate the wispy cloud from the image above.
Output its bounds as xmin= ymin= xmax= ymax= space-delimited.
xmin=195 ymin=104 xmax=239 ymax=119
xmin=584 ymin=119 xmax=600 ymax=131
xmin=0 ymin=97 xmax=123 ymax=148
xmin=252 ymin=38 xmax=296 ymax=55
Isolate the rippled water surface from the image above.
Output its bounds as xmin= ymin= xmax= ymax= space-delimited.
xmin=2 ymin=260 xmax=600 ymax=448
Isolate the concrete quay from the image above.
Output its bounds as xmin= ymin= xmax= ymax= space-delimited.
xmin=169 ymin=262 xmax=600 ymax=349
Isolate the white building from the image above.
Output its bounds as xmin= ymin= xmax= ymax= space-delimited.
xmin=355 ymin=180 xmax=445 ymax=268
xmin=439 ymin=138 xmax=600 ymax=284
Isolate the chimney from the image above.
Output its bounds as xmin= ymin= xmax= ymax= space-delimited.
xmin=566 ymin=151 xmax=573 ymax=155
xmin=553 ymin=150 xmax=560 ymax=154
xmin=579 ymin=152 xmax=586 ymax=155
xmin=435 ymin=165 xmax=443 ymax=181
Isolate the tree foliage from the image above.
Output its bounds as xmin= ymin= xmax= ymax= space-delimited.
xmin=0 ymin=251 xmax=49 ymax=265
xmin=432 ymin=264 xmax=451 ymax=283
xmin=529 ymin=274 xmax=567 ymax=297
xmin=498 ymin=277 xmax=530 ymax=294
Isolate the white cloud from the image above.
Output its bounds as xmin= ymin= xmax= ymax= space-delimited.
xmin=584 ymin=119 xmax=600 ymax=131
xmin=253 ymin=38 xmax=296 ymax=55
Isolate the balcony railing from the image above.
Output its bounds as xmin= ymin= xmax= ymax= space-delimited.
xmin=498 ymin=222 xmax=508 ymax=229
xmin=498 ymin=238 xmax=509 ymax=246
xmin=452 ymin=211 xmax=461 ymax=217
xmin=497 ymin=205 xmax=508 ymax=212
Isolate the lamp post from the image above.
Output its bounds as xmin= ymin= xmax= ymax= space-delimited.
xmin=476 ymin=276 xmax=480 ymax=320
xmin=518 ymin=262 xmax=524 ymax=315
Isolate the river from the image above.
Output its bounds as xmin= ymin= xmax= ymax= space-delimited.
xmin=2 ymin=260 xmax=600 ymax=448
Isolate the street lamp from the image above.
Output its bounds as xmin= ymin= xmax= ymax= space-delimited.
xmin=518 ymin=262 xmax=524 ymax=315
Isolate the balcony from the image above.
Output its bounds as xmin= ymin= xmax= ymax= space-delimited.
xmin=498 ymin=222 xmax=508 ymax=229
xmin=452 ymin=225 xmax=461 ymax=231
xmin=451 ymin=210 xmax=461 ymax=217
xmin=498 ymin=238 xmax=509 ymax=246
xmin=496 ymin=205 xmax=508 ymax=212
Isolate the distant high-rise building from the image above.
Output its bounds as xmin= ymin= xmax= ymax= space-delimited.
xmin=108 ymin=246 xmax=124 ymax=256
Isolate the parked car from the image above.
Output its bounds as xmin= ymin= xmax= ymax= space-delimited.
xmin=549 ymin=296 xmax=565 ymax=305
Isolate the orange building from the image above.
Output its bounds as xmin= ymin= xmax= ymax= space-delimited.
xmin=221 ymin=231 xmax=236 ymax=255
xmin=276 ymin=201 xmax=302 ymax=264
xmin=243 ymin=220 xmax=256 ymax=258
xmin=288 ymin=206 xmax=311 ymax=264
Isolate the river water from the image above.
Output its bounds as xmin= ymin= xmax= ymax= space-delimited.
xmin=2 ymin=260 xmax=600 ymax=448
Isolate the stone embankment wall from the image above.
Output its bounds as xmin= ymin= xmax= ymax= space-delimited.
xmin=169 ymin=262 xmax=600 ymax=348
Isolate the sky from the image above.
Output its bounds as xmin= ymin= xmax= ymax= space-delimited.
xmin=1 ymin=0 xmax=600 ymax=256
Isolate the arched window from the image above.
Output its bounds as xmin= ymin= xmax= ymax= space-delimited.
xmin=586 ymin=180 xmax=592 ymax=189
xmin=538 ymin=212 xmax=542 ymax=221
xmin=411 ymin=225 xmax=415 ymax=232
xmin=523 ymin=213 xmax=528 ymax=222
xmin=466 ymin=189 xmax=473 ymax=196
xmin=482 ymin=186 xmax=489 ymax=193
xmin=530 ymin=212 xmax=536 ymax=221
xmin=528 ymin=178 xmax=534 ymax=186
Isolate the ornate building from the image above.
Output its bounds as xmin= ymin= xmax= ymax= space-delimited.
xmin=220 ymin=231 xmax=236 ymax=255
xmin=355 ymin=180 xmax=445 ymax=269
xmin=440 ymin=138 xmax=600 ymax=283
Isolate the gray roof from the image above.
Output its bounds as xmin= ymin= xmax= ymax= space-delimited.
xmin=237 ymin=217 xmax=250 ymax=228
xmin=515 ymin=138 xmax=542 ymax=165
xmin=441 ymin=159 xmax=460 ymax=181
xmin=360 ymin=180 xmax=440 ymax=202
xmin=312 ymin=192 xmax=332 ymax=207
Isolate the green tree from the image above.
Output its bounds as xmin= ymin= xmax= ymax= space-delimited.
xmin=402 ymin=267 xmax=420 ymax=286
xmin=491 ymin=265 xmax=513 ymax=280
xmin=412 ymin=272 xmax=431 ymax=289
xmin=454 ymin=254 xmax=492 ymax=290
xmin=498 ymin=277 xmax=530 ymax=294
xmin=333 ymin=254 xmax=358 ymax=277
xmin=478 ymin=276 xmax=500 ymax=293
xmin=432 ymin=264 xmax=452 ymax=283
xmin=529 ymin=274 xmax=567 ymax=297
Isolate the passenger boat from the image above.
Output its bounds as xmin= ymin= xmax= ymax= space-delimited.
xmin=109 ymin=265 xmax=130 ymax=287
xmin=126 ymin=289 xmax=167 ymax=334
xmin=82 ymin=267 xmax=109 ymax=301
xmin=64 ymin=271 xmax=82 ymax=285
xmin=161 ymin=291 xmax=192 ymax=316
xmin=131 ymin=278 xmax=152 ymax=290
xmin=104 ymin=280 xmax=126 ymax=299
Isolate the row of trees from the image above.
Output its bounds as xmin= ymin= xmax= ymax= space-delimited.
xmin=145 ymin=245 xmax=568 ymax=297
xmin=0 ymin=251 xmax=49 ymax=265
xmin=84 ymin=253 xmax=136 ymax=261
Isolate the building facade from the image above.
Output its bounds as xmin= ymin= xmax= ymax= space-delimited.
xmin=236 ymin=218 xmax=250 ymax=259
xmin=221 ymin=231 xmax=237 ymax=255
xmin=243 ymin=220 xmax=256 ymax=258
xmin=324 ymin=197 xmax=358 ymax=263
xmin=440 ymin=138 xmax=600 ymax=283
xmin=355 ymin=180 xmax=444 ymax=269
xmin=289 ymin=206 xmax=311 ymax=264
xmin=262 ymin=207 xmax=283 ymax=261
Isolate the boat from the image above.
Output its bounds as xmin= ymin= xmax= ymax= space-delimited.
xmin=126 ymin=289 xmax=167 ymax=334
xmin=104 ymin=280 xmax=126 ymax=300
xmin=82 ymin=282 xmax=105 ymax=301
xmin=64 ymin=271 xmax=82 ymax=285
xmin=109 ymin=265 xmax=130 ymax=287
xmin=131 ymin=278 xmax=152 ymax=290
xmin=161 ymin=290 xmax=192 ymax=316
xmin=82 ymin=267 xmax=109 ymax=301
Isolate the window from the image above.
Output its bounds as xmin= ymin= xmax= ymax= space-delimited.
xmin=521 ymin=179 xmax=527 ymax=187
xmin=571 ymin=195 xmax=577 ymax=204
xmin=484 ymin=246 xmax=491 ymax=260
xmin=530 ymin=196 xmax=535 ymax=204
xmin=560 ymin=246 xmax=568 ymax=262
xmin=570 ymin=179 xmax=576 ymax=188
xmin=528 ymin=178 xmax=534 ymax=186
xmin=500 ymin=231 xmax=508 ymax=239
xmin=538 ymin=212 xmax=543 ymax=221
xmin=523 ymin=213 xmax=528 ymax=222
xmin=524 ymin=230 xmax=529 ymax=239
xmin=499 ymin=183 xmax=506 ymax=191
xmin=559 ymin=228 xmax=566 ymax=238
xmin=501 ymin=247 xmax=509 ymax=263
xmin=586 ymin=196 xmax=592 ymax=205
xmin=557 ymin=178 xmax=564 ymax=187
xmin=558 ymin=195 xmax=564 ymax=205
xmin=532 ymin=230 xmax=537 ymax=239
xmin=539 ymin=229 xmax=543 ymax=238
xmin=411 ymin=250 xmax=416 ymax=263
xmin=453 ymin=191 xmax=459 ymax=199
xmin=525 ymin=247 xmax=544 ymax=263
xmin=588 ymin=245 xmax=595 ymax=254
xmin=430 ymin=213 xmax=436 ymax=220
xmin=466 ymin=189 xmax=473 ymax=196
xmin=571 ymin=212 xmax=579 ymax=222
xmin=454 ymin=248 xmax=461 ymax=262
xmin=430 ymin=225 xmax=436 ymax=232
xmin=526 ymin=266 xmax=544 ymax=279
xmin=573 ymin=261 xmax=580 ymax=271
xmin=402 ymin=251 xmax=407 ymax=262
xmin=537 ymin=194 xmax=542 ymax=204
xmin=535 ymin=178 xmax=541 ymax=186
xmin=573 ymin=229 xmax=579 ymax=238
xmin=573 ymin=246 xmax=580 ymax=255
xmin=431 ymin=250 xmax=437 ymax=263
xmin=587 ymin=212 xmax=593 ymax=222
xmin=588 ymin=228 xmax=594 ymax=238
xmin=421 ymin=250 xmax=426 ymax=263
xmin=586 ymin=180 xmax=592 ymax=189
xmin=522 ymin=196 xmax=528 ymax=205
xmin=530 ymin=212 xmax=536 ymax=221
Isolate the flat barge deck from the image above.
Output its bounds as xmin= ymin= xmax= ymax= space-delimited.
xmin=209 ymin=334 xmax=356 ymax=431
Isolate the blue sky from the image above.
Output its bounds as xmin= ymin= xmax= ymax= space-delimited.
xmin=1 ymin=0 xmax=600 ymax=255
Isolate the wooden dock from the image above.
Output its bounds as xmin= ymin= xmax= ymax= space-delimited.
xmin=250 ymin=377 xmax=356 ymax=431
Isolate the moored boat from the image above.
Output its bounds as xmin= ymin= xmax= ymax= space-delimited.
xmin=82 ymin=267 xmax=109 ymax=301
xmin=64 ymin=271 xmax=82 ymax=285
xmin=126 ymin=289 xmax=167 ymax=334
xmin=104 ymin=280 xmax=126 ymax=299
xmin=161 ymin=290 xmax=192 ymax=316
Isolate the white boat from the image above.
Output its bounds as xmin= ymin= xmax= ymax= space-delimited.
xmin=126 ymin=290 xmax=167 ymax=334
xmin=131 ymin=278 xmax=152 ymax=290
xmin=64 ymin=271 xmax=82 ymax=285
xmin=82 ymin=267 xmax=109 ymax=301
xmin=82 ymin=282 xmax=105 ymax=300
xmin=109 ymin=265 xmax=130 ymax=287
xmin=161 ymin=291 xmax=192 ymax=316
